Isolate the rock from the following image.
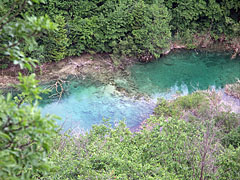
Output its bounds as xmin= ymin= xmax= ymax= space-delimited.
xmin=163 ymin=49 xmax=171 ymax=55
xmin=231 ymin=48 xmax=239 ymax=59
xmin=162 ymin=43 xmax=186 ymax=56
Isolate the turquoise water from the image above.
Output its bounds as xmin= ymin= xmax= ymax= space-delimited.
xmin=130 ymin=50 xmax=240 ymax=99
xmin=40 ymin=81 xmax=155 ymax=131
xmin=41 ymin=51 xmax=240 ymax=130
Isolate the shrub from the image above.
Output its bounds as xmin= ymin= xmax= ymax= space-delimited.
xmin=222 ymin=126 xmax=240 ymax=148
xmin=175 ymin=92 xmax=207 ymax=110
xmin=0 ymin=74 xmax=57 ymax=179
xmin=154 ymin=98 xmax=180 ymax=118
xmin=217 ymin=146 xmax=240 ymax=180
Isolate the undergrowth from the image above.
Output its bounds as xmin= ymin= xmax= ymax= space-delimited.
xmin=33 ymin=91 xmax=240 ymax=179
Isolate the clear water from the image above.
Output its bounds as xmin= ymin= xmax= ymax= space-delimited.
xmin=40 ymin=51 xmax=240 ymax=130
xmin=130 ymin=50 xmax=240 ymax=99
xmin=40 ymin=81 xmax=155 ymax=131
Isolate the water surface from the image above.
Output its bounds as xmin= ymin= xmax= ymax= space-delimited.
xmin=130 ymin=50 xmax=240 ymax=99
xmin=41 ymin=51 xmax=240 ymax=130
xmin=40 ymin=81 xmax=154 ymax=131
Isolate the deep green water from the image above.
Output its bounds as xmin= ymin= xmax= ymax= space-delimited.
xmin=41 ymin=51 xmax=240 ymax=131
xmin=130 ymin=50 xmax=240 ymax=99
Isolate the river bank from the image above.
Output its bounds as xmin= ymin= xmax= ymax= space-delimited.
xmin=0 ymin=53 xmax=126 ymax=86
xmin=131 ymin=89 xmax=240 ymax=133
xmin=1 ymin=43 xmax=240 ymax=106
xmin=1 ymin=36 xmax=239 ymax=88
xmin=1 ymin=48 xmax=240 ymax=133
xmin=162 ymin=35 xmax=240 ymax=59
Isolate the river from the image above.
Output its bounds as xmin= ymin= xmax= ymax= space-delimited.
xmin=40 ymin=50 xmax=240 ymax=131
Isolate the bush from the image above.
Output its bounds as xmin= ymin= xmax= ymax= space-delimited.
xmin=37 ymin=116 xmax=226 ymax=179
xmin=26 ymin=0 xmax=171 ymax=61
xmin=217 ymin=146 xmax=240 ymax=180
xmin=222 ymin=126 xmax=240 ymax=148
xmin=175 ymin=92 xmax=207 ymax=110
xmin=214 ymin=112 xmax=240 ymax=134
xmin=0 ymin=74 xmax=57 ymax=179
xmin=154 ymin=92 xmax=207 ymax=118
xmin=0 ymin=2 xmax=57 ymax=178
xmin=154 ymin=98 xmax=180 ymax=118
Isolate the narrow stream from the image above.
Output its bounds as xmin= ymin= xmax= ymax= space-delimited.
xmin=40 ymin=50 xmax=240 ymax=131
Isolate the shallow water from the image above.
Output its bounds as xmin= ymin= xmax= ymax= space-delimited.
xmin=130 ymin=50 xmax=240 ymax=99
xmin=40 ymin=81 xmax=155 ymax=131
xmin=40 ymin=51 xmax=240 ymax=131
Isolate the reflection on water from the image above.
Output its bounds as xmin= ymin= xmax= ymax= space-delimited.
xmin=41 ymin=50 xmax=240 ymax=130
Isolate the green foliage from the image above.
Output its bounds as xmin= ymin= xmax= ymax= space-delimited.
xmin=222 ymin=126 xmax=240 ymax=148
xmin=154 ymin=98 xmax=180 ymax=118
xmin=0 ymin=0 xmax=56 ymax=70
xmin=162 ymin=0 xmax=240 ymax=49
xmin=113 ymin=0 xmax=171 ymax=58
xmin=39 ymin=112 xmax=237 ymax=179
xmin=145 ymin=92 xmax=240 ymax=179
xmin=153 ymin=92 xmax=239 ymax=134
xmin=25 ymin=0 xmax=171 ymax=60
xmin=0 ymin=1 xmax=58 ymax=179
xmin=217 ymin=146 xmax=240 ymax=180
xmin=1 ymin=1 xmax=240 ymax=179
xmin=174 ymin=92 xmax=207 ymax=110
xmin=2 ymin=0 xmax=240 ymax=63
xmin=164 ymin=0 xmax=240 ymax=36
xmin=0 ymin=63 xmax=8 ymax=69
xmin=45 ymin=15 xmax=69 ymax=62
xmin=37 ymin=119 xmax=201 ymax=179
xmin=0 ymin=74 xmax=57 ymax=179
xmin=154 ymin=92 xmax=207 ymax=118
xmin=70 ymin=16 xmax=102 ymax=55
xmin=214 ymin=111 xmax=240 ymax=133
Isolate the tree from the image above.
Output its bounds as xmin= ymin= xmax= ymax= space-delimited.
xmin=0 ymin=74 xmax=57 ymax=179
xmin=45 ymin=15 xmax=69 ymax=61
xmin=109 ymin=0 xmax=171 ymax=60
xmin=0 ymin=0 xmax=57 ymax=179
xmin=0 ymin=0 xmax=56 ymax=70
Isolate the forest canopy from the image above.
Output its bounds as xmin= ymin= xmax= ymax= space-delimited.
xmin=1 ymin=0 xmax=240 ymax=65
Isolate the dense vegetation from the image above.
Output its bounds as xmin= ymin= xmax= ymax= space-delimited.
xmin=0 ymin=0 xmax=240 ymax=179
xmin=1 ymin=0 xmax=240 ymax=66
xmin=34 ymin=92 xmax=240 ymax=179
xmin=0 ymin=1 xmax=58 ymax=179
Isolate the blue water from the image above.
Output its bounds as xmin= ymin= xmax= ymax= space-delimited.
xmin=40 ymin=82 xmax=155 ymax=131
xmin=40 ymin=51 xmax=240 ymax=131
